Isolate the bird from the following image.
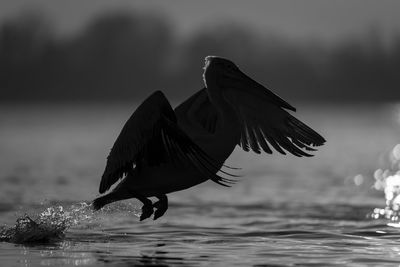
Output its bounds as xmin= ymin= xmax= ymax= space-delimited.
xmin=92 ymin=56 xmax=326 ymax=220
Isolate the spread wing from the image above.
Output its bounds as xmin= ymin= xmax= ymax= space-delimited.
xmin=99 ymin=91 xmax=234 ymax=194
xmin=220 ymin=75 xmax=326 ymax=156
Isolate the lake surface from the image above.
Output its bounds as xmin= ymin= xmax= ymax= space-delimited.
xmin=1 ymin=103 xmax=400 ymax=266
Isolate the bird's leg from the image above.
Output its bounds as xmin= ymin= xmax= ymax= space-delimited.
xmin=136 ymin=195 xmax=154 ymax=221
xmin=153 ymin=195 xmax=168 ymax=220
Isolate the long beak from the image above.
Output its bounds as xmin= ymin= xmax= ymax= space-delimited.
xmin=225 ymin=69 xmax=297 ymax=112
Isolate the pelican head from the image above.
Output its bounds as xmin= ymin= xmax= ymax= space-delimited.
xmin=203 ymin=56 xmax=240 ymax=85
xmin=202 ymin=56 xmax=296 ymax=111
xmin=203 ymin=56 xmax=262 ymax=93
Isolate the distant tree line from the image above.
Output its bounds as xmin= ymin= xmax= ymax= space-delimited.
xmin=1 ymin=10 xmax=400 ymax=103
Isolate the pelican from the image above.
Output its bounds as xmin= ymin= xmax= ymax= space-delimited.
xmin=92 ymin=56 xmax=326 ymax=220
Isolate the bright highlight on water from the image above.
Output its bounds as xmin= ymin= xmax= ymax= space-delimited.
xmin=371 ymin=144 xmax=400 ymax=221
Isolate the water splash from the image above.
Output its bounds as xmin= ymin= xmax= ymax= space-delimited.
xmin=0 ymin=202 xmax=94 ymax=243
xmin=371 ymin=144 xmax=400 ymax=222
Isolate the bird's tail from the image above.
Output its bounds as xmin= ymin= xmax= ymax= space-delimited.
xmin=92 ymin=189 xmax=133 ymax=211
xmin=92 ymin=193 xmax=115 ymax=211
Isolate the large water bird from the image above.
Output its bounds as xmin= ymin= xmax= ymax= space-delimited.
xmin=92 ymin=56 xmax=326 ymax=220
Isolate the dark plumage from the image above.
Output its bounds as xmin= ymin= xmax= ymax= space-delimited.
xmin=93 ymin=56 xmax=326 ymax=220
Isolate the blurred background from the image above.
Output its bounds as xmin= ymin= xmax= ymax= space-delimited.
xmin=1 ymin=0 xmax=400 ymax=103
xmin=1 ymin=0 xmax=400 ymax=211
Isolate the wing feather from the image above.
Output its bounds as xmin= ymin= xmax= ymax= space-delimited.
xmin=246 ymin=124 xmax=261 ymax=154
xmin=223 ymin=88 xmax=325 ymax=157
xmin=161 ymin=118 xmax=236 ymax=186
xmin=254 ymin=127 xmax=272 ymax=154
xmin=100 ymin=91 xmax=174 ymax=193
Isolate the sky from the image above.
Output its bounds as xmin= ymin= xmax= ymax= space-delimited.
xmin=0 ymin=0 xmax=400 ymax=44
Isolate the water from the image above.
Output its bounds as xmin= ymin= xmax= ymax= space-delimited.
xmin=1 ymin=103 xmax=400 ymax=266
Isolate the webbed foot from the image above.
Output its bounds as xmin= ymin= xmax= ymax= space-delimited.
xmin=153 ymin=195 xmax=168 ymax=220
xmin=137 ymin=196 xmax=154 ymax=221
xmin=140 ymin=203 xmax=154 ymax=221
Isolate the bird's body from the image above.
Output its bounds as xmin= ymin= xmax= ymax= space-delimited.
xmin=93 ymin=56 xmax=326 ymax=220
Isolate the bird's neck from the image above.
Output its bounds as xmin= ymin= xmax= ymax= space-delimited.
xmin=205 ymin=79 xmax=238 ymax=127
xmin=205 ymin=80 xmax=228 ymax=112
xmin=203 ymin=78 xmax=240 ymax=161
